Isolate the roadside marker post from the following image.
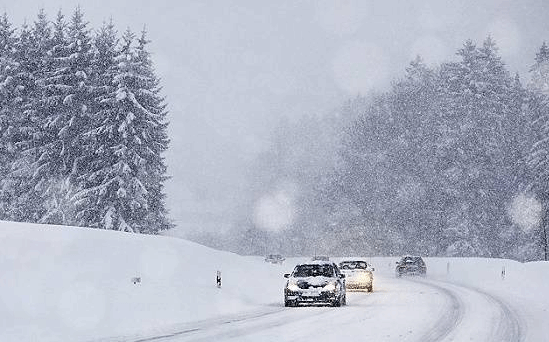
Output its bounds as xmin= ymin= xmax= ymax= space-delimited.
xmin=217 ymin=270 xmax=222 ymax=288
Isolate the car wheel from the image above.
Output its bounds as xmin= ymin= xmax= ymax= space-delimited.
xmin=332 ymin=297 xmax=341 ymax=307
xmin=368 ymin=285 xmax=373 ymax=292
xmin=342 ymin=294 xmax=347 ymax=306
xmin=284 ymin=298 xmax=295 ymax=307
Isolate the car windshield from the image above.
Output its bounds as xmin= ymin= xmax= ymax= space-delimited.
xmin=339 ymin=261 xmax=367 ymax=270
xmin=401 ymin=257 xmax=423 ymax=264
xmin=293 ymin=264 xmax=334 ymax=277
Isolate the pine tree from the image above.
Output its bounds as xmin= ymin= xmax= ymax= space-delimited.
xmin=0 ymin=12 xmax=18 ymax=219
xmin=526 ymin=44 xmax=549 ymax=260
xmin=133 ymin=28 xmax=172 ymax=233
xmin=0 ymin=12 xmax=15 ymax=53
xmin=30 ymin=8 xmax=95 ymax=224
xmin=25 ymin=10 xmax=69 ymax=224
xmin=530 ymin=42 xmax=549 ymax=95
xmin=436 ymin=38 xmax=513 ymax=256
xmin=72 ymin=20 xmax=118 ymax=229
xmin=3 ymin=10 xmax=55 ymax=222
xmin=73 ymin=28 xmax=171 ymax=233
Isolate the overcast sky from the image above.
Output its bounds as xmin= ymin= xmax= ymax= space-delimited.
xmin=4 ymin=0 xmax=549 ymax=232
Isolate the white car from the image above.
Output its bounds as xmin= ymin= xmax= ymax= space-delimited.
xmin=284 ymin=261 xmax=346 ymax=307
xmin=339 ymin=260 xmax=374 ymax=292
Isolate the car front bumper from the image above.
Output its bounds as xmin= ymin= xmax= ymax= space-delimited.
xmin=285 ymin=288 xmax=338 ymax=304
xmin=343 ymin=274 xmax=372 ymax=290
xmin=396 ymin=268 xmax=425 ymax=276
xmin=345 ymin=281 xmax=372 ymax=290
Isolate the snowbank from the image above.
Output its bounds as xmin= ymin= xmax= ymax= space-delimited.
xmin=0 ymin=221 xmax=283 ymax=341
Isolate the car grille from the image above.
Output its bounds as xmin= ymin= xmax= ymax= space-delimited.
xmin=297 ymin=282 xmax=324 ymax=289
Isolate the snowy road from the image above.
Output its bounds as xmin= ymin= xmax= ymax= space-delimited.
xmin=411 ymin=278 xmax=523 ymax=342
xmin=120 ymin=274 xmax=524 ymax=342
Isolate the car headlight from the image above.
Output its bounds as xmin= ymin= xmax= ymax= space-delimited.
xmin=287 ymin=281 xmax=299 ymax=291
xmin=323 ymin=282 xmax=336 ymax=292
xmin=361 ymin=273 xmax=371 ymax=281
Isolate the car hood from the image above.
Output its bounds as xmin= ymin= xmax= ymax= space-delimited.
xmin=341 ymin=269 xmax=369 ymax=274
xmin=291 ymin=276 xmax=333 ymax=288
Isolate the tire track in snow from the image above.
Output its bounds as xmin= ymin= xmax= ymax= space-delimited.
xmin=401 ymin=278 xmax=463 ymax=342
xmin=411 ymin=278 xmax=523 ymax=342
xmin=121 ymin=304 xmax=339 ymax=342
xmin=89 ymin=307 xmax=285 ymax=342
xmin=462 ymin=284 xmax=523 ymax=342
xmin=167 ymin=305 xmax=345 ymax=342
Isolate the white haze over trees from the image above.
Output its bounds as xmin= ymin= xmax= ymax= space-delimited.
xmin=190 ymin=38 xmax=549 ymax=262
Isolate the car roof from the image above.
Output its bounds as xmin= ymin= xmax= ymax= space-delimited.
xmin=296 ymin=260 xmax=335 ymax=266
xmin=339 ymin=260 xmax=367 ymax=263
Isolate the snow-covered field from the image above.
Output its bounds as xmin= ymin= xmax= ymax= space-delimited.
xmin=1 ymin=220 xmax=548 ymax=342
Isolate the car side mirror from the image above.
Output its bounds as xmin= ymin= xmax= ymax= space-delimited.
xmin=284 ymin=273 xmax=290 ymax=278
xmin=371 ymin=268 xmax=375 ymax=272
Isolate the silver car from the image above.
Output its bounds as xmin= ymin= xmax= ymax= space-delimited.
xmin=339 ymin=260 xmax=374 ymax=292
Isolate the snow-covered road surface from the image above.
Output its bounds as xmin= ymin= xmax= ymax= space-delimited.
xmin=117 ymin=274 xmax=524 ymax=342
xmin=411 ymin=278 xmax=522 ymax=342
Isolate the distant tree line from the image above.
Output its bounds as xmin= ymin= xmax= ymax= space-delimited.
xmin=207 ymin=38 xmax=549 ymax=261
xmin=0 ymin=8 xmax=172 ymax=233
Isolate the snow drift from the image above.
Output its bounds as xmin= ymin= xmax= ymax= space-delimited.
xmin=0 ymin=221 xmax=282 ymax=341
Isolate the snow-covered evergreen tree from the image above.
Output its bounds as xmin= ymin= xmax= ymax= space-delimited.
xmin=0 ymin=12 xmax=18 ymax=219
xmin=132 ymin=28 xmax=172 ymax=233
xmin=0 ymin=8 xmax=172 ymax=233
xmin=72 ymin=20 xmax=120 ymax=229
xmin=3 ymin=10 xmax=55 ymax=222
xmin=436 ymin=37 xmax=519 ymax=257
xmin=529 ymin=42 xmax=549 ymax=95
xmin=73 ymin=28 xmax=171 ymax=233
xmin=526 ymin=43 xmax=549 ymax=260
xmin=30 ymin=8 xmax=95 ymax=224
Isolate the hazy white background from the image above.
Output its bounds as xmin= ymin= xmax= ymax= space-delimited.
xmin=3 ymin=0 xmax=549 ymax=233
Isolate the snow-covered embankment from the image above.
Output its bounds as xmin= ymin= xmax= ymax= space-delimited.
xmin=0 ymin=221 xmax=283 ymax=341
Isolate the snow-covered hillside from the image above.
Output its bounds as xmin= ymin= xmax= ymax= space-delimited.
xmin=0 ymin=221 xmax=282 ymax=341
xmin=2 ymin=221 xmax=549 ymax=341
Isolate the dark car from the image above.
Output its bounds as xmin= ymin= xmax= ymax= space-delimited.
xmin=265 ymin=254 xmax=285 ymax=264
xmin=395 ymin=255 xmax=427 ymax=277
xmin=339 ymin=260 xmax=374 ymax=292
xmin=284 ymin=261 xmax=346 ymax=307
